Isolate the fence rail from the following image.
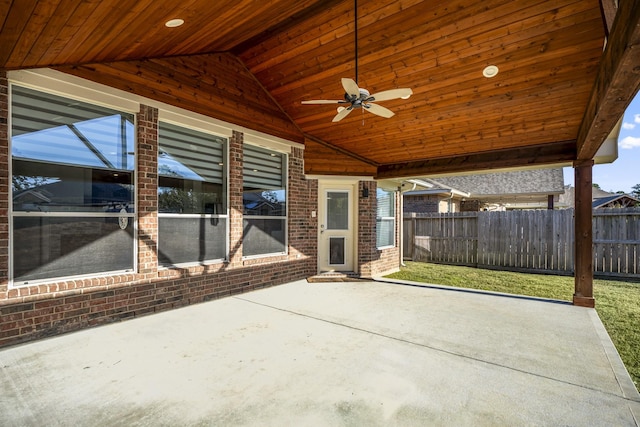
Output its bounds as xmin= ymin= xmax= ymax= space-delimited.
xmin=404 ymin=208 xmax=640 ymax=278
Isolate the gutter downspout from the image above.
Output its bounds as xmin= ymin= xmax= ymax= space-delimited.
xmin=398 ymin=181 xmax=416 ymax=267
xmin=446 ymin=191 xmax=455 ymax=212
xmin=398 ymin=180 xmax=428 ymax=267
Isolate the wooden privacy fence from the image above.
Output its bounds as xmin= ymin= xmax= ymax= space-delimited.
xmin=403 ymin=208 xmax=640 ymax=278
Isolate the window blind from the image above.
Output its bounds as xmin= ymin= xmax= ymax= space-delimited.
xmin=243 ymin=144 xmax=284 ymax=189
xmin=159 ymin=122 xmax=225 ymax=184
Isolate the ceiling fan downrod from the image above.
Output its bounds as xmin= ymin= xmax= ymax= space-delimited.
xmin=354 ymin=0 xmax=358 ymax=85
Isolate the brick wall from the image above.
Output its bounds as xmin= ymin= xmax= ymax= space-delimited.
xmin=288 ymin=147 xmax=317 ymax=263
xmin=358 ymin=181 xmax=400 ymax=278
xmin=461 ymin=199 xmax=481 ymax=212
xmin=404 ymin=194 xmax=441 ymax=213
xmin=358 ymin=181 xmax=376 ymax=277
xmin=0 ymin=98 xmax=316 ymax=348
xmin=137 ymin=105 xmax=159 ymax=277
xmin=228 ymin=131 xmax=244 ymax=267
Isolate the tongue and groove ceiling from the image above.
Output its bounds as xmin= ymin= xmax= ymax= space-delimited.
xmin=1 ymin=0 xmax=639 ymax=178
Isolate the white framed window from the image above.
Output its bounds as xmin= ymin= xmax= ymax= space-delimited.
xmin=242 ymin=144 xmax=287 ymax=257
xmin=376 ymin=188 xmax=396 ymax=248
xmin=158 ymin=122 xmax=228 ymax=265
xmin=10 ymin=85 xmax=136 ymax=285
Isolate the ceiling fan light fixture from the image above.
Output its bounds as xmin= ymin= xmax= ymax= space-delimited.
xmin=165 ymin=18 xmax=184 ymax=28
xmin=483 ymin=65 xmax=499 ymax=78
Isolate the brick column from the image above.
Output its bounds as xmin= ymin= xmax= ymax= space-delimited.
xmin=288 ymin=146 xmax=316 ymax=263
xmin=137 ymin=105 xmax=159 ymax=278
xmin=228 ymin=131 xmax=243 ymax=267
xmin=358 ymin=180 xmax=377 ymax=278
xmin=0 ymin=72 xmax=8 ymax=294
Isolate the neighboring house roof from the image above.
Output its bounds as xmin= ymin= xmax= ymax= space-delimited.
xmin=405 ymin=169 xmax=564 ymax=209
xmin=558 ymin=185 xmax=620 ymax=208
xmin=592 ymin=194 xmax=640 ymax=209
xmin=427 ymin=169 xmax=565 ymax=197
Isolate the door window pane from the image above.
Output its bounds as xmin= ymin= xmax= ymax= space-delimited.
xmin=327 ymin=191 xmax=348 ymax=230
xmin=329 ymin=237 xmax=345 ymax=265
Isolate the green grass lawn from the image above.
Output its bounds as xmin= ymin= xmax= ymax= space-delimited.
xmin=385 ymin=261 xmax=640 ymax=389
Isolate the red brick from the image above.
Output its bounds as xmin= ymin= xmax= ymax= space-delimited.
xmin=0 ymin=328 xmax=19 ymax=339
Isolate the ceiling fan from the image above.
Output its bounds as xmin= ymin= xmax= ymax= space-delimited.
xmin=301 ymin=0 xmax=413 ymax=122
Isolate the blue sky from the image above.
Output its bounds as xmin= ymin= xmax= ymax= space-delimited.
xmin=563 ymin=92 xmax=640 ymax=193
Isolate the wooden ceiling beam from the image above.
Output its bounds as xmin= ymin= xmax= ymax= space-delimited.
xmin=577 ymin=0 xmax=640 ymax=160
xmin=376 ymin=141 xmax=576 ymax=179
xmin=599 ymin=0 xmax=618 ymax=36
xmin=360 ymin=130 xmax=579 ymax=164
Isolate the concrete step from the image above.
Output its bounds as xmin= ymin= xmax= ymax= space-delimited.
xmin=306 ymin=272 xmax=363 ymax=283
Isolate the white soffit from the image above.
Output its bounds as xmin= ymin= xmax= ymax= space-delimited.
xmin=593 ymin=118 xmax=620 ymax=164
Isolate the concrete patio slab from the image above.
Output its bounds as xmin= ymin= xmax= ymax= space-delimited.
xmin=1 ymin=279 xmax=638 ymax=426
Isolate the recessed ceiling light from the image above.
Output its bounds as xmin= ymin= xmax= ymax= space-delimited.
xmin=165 ymin=19 xmax=184 ymax=28
xmin=483 ymin=65 xmax=499 ymax=78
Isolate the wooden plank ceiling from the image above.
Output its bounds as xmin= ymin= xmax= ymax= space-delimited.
xmin=1 ymin=0 xmax=637 ymax=178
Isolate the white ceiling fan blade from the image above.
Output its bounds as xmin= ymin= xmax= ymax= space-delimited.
xmin=332 ymin=107 xmax=353 ymax=122
xmin=301 ymin=99 xmax=344 ymax=104
xmin=365 ymin=103 xmax=395 ymax=118
xmin=368 ymin=88 xmax=413 ymax=102
xmin=341 ymin=78 xmax=360 ymax=97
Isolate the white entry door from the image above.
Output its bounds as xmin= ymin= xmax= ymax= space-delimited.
xmin=318 ymin=184 xmax=355 ymax=272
